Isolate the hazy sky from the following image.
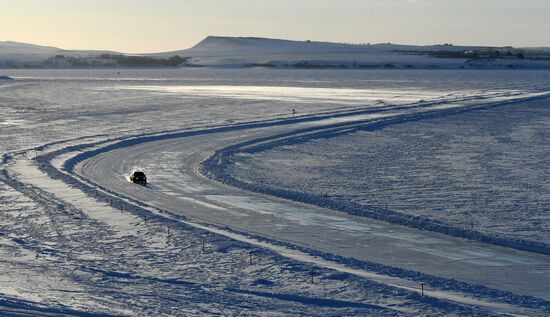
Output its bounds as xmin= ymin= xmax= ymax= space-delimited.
xmin=2 ymin=0 xmax=549 ymax=52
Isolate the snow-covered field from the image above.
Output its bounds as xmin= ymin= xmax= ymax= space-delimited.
xmin=1 ymin=69 xmax=550 ymax=315
xmin=7 ymin=68 xmax=535 ymax=152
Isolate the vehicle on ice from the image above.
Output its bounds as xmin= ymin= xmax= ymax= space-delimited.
xmin=130 ymin=171 xmax=147 ymax=184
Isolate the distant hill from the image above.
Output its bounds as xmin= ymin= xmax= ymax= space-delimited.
xmin=153 ymin=36 xmax=550 ymax=69
xmin=0 ymin=41 xmax=60 ymax=54
xmin=1 ymin=36 xmax=550 ymax=69
xmin=0 ymin=41 xmax=60 ymax=63
xmin=160 ymin=36 xmax=481 ymax=57
xmin=0 ymin=41 xmax=120 ymax=67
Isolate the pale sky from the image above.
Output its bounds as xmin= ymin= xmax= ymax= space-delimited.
xmin=1 ymin=0 xmax=549 ymax=53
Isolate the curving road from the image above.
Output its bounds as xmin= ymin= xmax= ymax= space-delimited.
xmin=76 ymin=110 xmax=550 ymax=301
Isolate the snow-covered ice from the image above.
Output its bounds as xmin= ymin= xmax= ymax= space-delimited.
xmin=1 ymin=68 xmax=550 ymax=315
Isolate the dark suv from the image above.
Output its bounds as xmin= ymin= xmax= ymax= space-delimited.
xmin=130 ymin=171 xmax=147 ymax=185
